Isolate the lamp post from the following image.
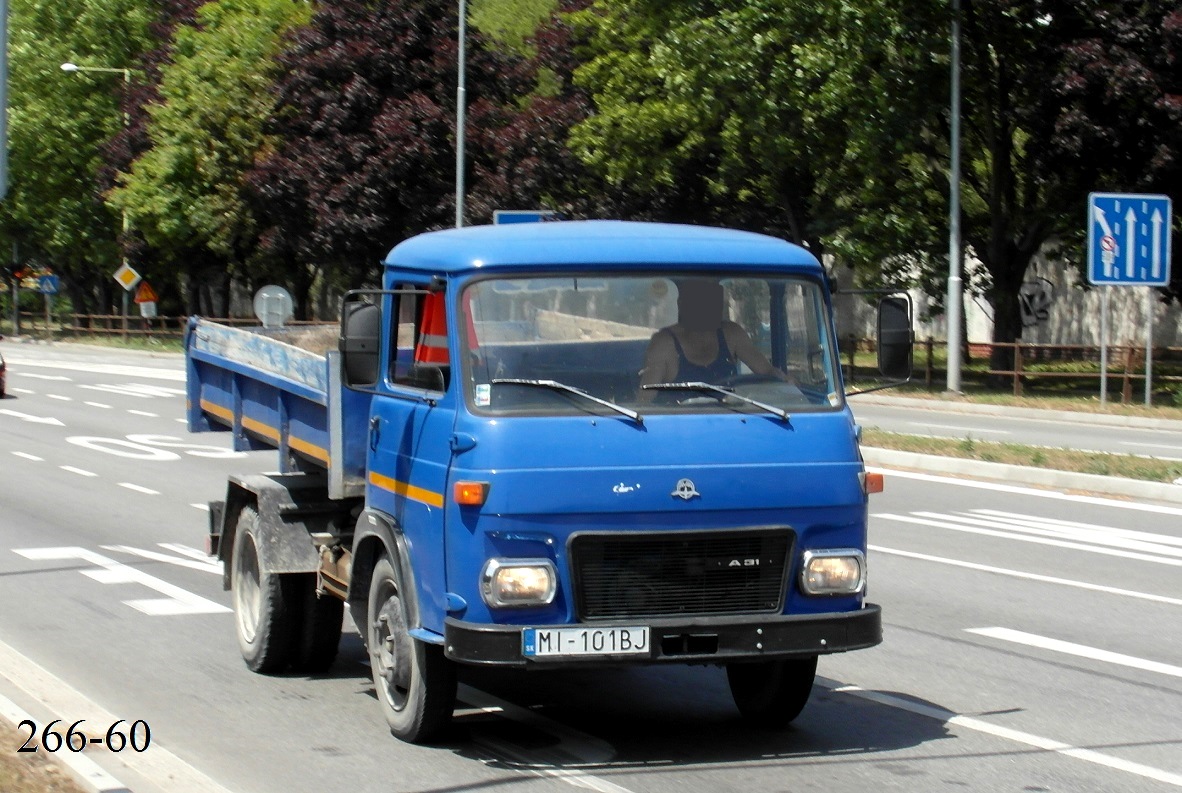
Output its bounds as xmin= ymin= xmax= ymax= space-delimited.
xmin=60 ymin=62 xmax=133 ymax=334
xmin=455 ymin=0 xmax=467 ymax=229
xmin=944 ymin=0 xmax=964 ymax=393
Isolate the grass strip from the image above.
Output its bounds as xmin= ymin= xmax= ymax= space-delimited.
xmin=862 ymin=428 xmax=1182 ymax=484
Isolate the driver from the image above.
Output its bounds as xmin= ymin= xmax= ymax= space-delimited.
xmin=639 ymin=279 xmax=790 ymax=401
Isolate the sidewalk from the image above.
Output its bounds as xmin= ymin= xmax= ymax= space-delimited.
xmin=854 ymin=394 xmax=1182 ymax=506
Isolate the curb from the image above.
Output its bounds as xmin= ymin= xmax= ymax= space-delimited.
xmin=851 ymin=393 xmax=1182 ymax=431
xmin=862 ymin=447 xmax=1182 ymax=505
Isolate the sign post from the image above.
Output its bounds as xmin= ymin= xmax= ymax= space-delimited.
xmin=112 ymin=263 xmax=141 ymax=342
xmin=1087 ymin=193 xmax=1172 ymax=405
xmin=37 ymin=273 xmax=58 ymax=340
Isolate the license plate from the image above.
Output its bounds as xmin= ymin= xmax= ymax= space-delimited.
xmin=523 ymin=626 xmax=650 ymax=658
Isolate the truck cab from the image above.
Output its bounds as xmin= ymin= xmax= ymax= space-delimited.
xmin=332 ymin=221 xmax=901 ymax=740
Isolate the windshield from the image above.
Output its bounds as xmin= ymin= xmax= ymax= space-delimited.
xmin=461 ymin=274 xmax=842 ymax=416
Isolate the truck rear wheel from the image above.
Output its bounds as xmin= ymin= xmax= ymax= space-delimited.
xmin=231 ymin=505 xmax=297 ymax=674
xmin=290 ymin=575 xmax=343 ymax=674
xmin=727 ymin=656 xmax=817 ymax=728
xmin=367 ymin=556 xmax=456 ymax=743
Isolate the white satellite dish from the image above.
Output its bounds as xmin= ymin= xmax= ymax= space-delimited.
xmin=253 ymin=285 xmax=294 ymax=329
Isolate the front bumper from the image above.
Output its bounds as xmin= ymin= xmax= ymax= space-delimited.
xmin=444 ymin=604 xmax=881 ymax=667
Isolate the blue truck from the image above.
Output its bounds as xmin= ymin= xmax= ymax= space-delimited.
xmin=186 ymin=220 xmax=910 ymax=742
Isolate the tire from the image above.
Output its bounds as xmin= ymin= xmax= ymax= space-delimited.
xmin=289 ymin=573 xmax=343 ymax=674
xmin=367 ymin=556 xmax=456 ymax=743
xmin=231 ymin=505 xmax=297 ymax=674
xmin=727 ymin=655 xmax=818 ymax=728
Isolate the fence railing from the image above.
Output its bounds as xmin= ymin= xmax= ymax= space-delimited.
xmin=6 ymin=313 xmax=1181 ymax=405
xmin=844 ymin=336 xmax=1182 ymax=403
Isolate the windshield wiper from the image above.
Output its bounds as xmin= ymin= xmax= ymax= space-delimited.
xmin=493 ymin=379 xmax=643 ymax=425
xmin=642 ymin=382 xmax=790 ymax=422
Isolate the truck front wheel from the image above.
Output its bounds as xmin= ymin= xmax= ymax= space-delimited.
xmin=367 ymin=556 xmax=456 ymax=743
xmin=726 ymin=656 xmax=818 ymax=727
xmin=231 ymin=505 xmax=297 ymax=674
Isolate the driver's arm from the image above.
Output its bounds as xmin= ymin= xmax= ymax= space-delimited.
xmin=723 ymin=322 xmax=792 ymax=382
xmin=639 ymin=329 xmax=678 ymax=402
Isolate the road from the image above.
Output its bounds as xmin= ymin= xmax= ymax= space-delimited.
xmin=849 ymin=395 xmax=1182 ymax=461
xmin=1 ymin=341 xmax=1180 ymax=793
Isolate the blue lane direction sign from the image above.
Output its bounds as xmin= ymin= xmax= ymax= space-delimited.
xmin=493 ymin=209 xmax=559 ymax=224
xmin=1087 ymin=193 xmax=1172 ymax=286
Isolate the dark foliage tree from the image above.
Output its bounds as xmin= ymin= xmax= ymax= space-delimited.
xmin=246 ymin=0 xmax=534 ymax=314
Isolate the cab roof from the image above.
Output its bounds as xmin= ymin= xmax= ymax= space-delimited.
xmin=384 ymin=220 xmax=822 ymax=276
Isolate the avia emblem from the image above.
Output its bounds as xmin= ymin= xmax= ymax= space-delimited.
xmin=671 ymin=478 xmax=701 ymax=501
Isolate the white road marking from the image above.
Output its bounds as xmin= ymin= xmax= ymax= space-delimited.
xmin=913 ymin=510 xmax=1182 ymax=559
xmin=80 ymin=383 xmax=186 ymax=399
xmin=0 ymin=638 xmax=237 ymax=793
xmin=1120 ymin=441 xmax=1182 ymax=451
xmin=16 ymin=373 xmax=70 ymax=381
xmin=869 ymin=545 xmax=1182 ymax=606
xmin=60 ymin=466 xmax=97 ymax=478
xmin=830 ymin=683 xmax=1182 ymax=788
xmin=0 ymin=408 xmax=64 ymax=426
xmin=12 ymin=451 xmax=43 ymax=462
xmin=969 ymin=512 xmax=1182 ymax=548
xmin=967 ymin=627 xmax=1182 ymax=679
xmin=13 ymin=547 xmax=229 ymax=615
xmin=0 ymin=359 xmax=185 ymax=381
xmin=876 ymin=513 xmax=1182 ymax=566
xmin=908 ymin=422 xmax=1010 ymax=435
xmin=866 ymin=467 xmax=1182 ymax=517
xmin=47 ymin=394 xmax=72 ymax=401
xmin=67 ymin=436 xmax=179 ymax=461
xmin=158 ymin=542 xmax=217 ymax=563
xmin=127 ymin=409 xmax=158 ymax=417
xmin=190 ymin=503 xmax=210 ymax=511
xmin=83 ymin=401 xmax=112 ymax=409
xmin=459 ymin=684 xmax=634 ymax=793
xmin=9 ymin=387 xmax=35 ymax=394
xmin=102 ymin=544 xmax=220 ymax=574
xmin=118 ymin=482 xmax=160 ymax=495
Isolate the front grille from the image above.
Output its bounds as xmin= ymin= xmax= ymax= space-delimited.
xmin=571 ymin=529 xmax=792 ymax=620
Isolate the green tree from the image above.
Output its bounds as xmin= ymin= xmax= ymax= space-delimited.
xmin=108 ymin=0 xmax=311 ymax=314
xmin=1 ymin=0 xmax=154 ymax=313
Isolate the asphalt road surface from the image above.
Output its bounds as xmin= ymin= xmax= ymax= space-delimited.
xmin=1 ymin=341 xmax=1179 ymax=793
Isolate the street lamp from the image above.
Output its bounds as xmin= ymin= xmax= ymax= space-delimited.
xmin=60 ymin=61 xmax=134 ymax=332
xmin=945 ymin=0 xmax=964 ymax=393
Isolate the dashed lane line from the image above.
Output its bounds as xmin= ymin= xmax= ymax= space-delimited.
xmin=117 ymin=483 xmax=159 ymax=496
xmin=829 ymin=683 xmax=1182 ymax=788
xmin=967 ymin=627 xmax=1182 ymax=678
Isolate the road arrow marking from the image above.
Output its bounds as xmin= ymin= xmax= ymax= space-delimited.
xmin=0 ymin=409 xmax=64 ymax=426
xmin=1124 ymin=207 xmax=1137 ymax=277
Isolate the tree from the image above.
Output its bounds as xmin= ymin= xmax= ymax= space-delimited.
xmin=0 ymin=0 xmax=155 ymax=313
xmin=108 ymin=0 xmax=311 ymax=315
xmin=246 ymin=0 xmax=532 ymax=314
xmin=567 ymin=0 xmax=1182 ymax=361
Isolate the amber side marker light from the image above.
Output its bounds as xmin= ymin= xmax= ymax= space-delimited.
xmin=862 ymin=472 xmax=884 ymax=495
xmin=454 ymin=481 xmax=490 ymax=505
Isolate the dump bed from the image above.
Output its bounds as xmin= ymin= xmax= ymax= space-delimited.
xmin=185 ymin=317 xmax=370 ymax=499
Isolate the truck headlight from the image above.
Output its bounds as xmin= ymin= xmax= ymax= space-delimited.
xmin=800 ymin=549 xmax=866 ymax=595
xmin=480 ymin=559 xmax=557 ymax=608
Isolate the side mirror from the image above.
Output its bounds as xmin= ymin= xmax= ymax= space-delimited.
xmin=340 ymin=301 xmax=381 ymax=388
xmin=876 ymin=296 xmax=913 ymax=380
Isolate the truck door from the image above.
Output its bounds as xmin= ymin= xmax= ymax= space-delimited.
xmin=365 ymin=286 xmax=456 ymax=634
